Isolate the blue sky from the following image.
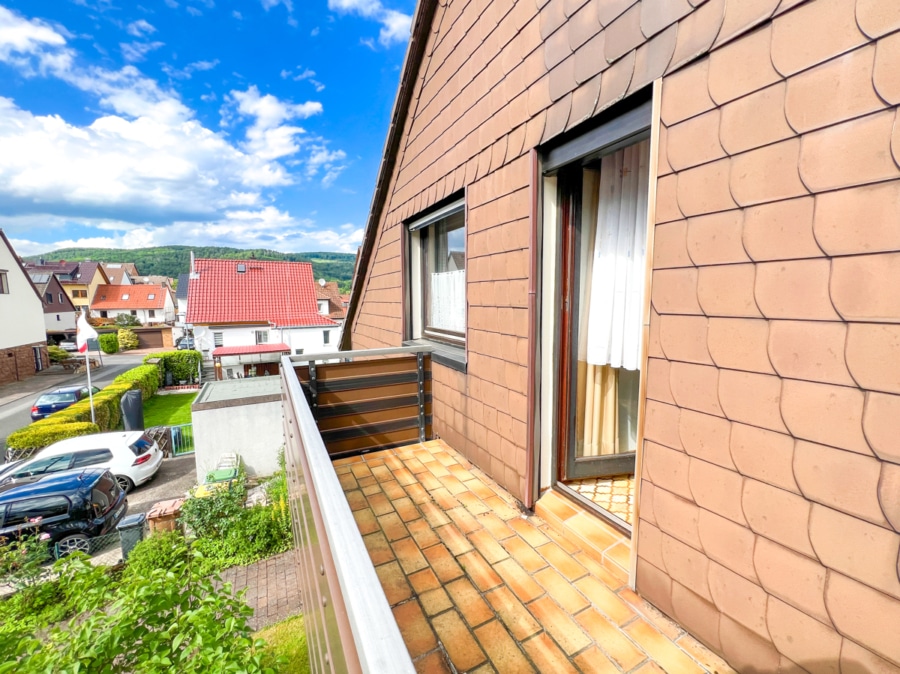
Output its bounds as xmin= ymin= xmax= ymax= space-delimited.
xmin=0 ymin=0 xmax=415 ymax=255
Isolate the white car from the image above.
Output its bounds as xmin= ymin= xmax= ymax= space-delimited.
xmin=0 ymin=431 xmax=163 ymax=493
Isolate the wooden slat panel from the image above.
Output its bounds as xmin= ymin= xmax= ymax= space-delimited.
xmin=317 ymin=404 xmax=422 ymax=431
xmin=295 ymin=355 xmax=424 ymax=383
xmin=325 ymin=425 xmax=433 ymax=456
xmin=315 ymin=380 xmax=431 ymax=405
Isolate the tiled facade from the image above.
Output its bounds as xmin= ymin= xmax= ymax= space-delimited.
xmin=348 ymin=0 xmax=900 ymax=670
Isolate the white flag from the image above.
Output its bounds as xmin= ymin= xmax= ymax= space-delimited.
xmin=76 ymin=313 xmax=98 ymax=353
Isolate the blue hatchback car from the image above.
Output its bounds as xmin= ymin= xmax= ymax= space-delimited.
xmin=30 ymin=385 xmax=100 ymax=421
xmin=0 ymin=468 xmax=127 ymax=557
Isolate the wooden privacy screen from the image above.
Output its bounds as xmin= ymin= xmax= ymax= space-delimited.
xmin=294 ymin=353 xmax=433 ymax=457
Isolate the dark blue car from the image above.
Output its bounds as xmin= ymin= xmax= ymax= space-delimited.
xmin=30 ymin=385 xmax=100 ymax=421
xmin=0 ymin=468 xmax=127 ymax=557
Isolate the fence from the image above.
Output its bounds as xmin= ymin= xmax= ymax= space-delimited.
xmin=170 ymin=424 xmax=195 ymax=456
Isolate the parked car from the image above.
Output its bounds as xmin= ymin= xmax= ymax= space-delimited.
xmin=0 ymin=431 xmax=163 ymax=493
xmin=31 ymin=385 xmax=101 ymax=421
xmin=58 ymin=339 xmax=78 ymax=352
xmin=0 ymin=461 xmax=21 ymax=482
xmin=177 ymin=337 xmax=195 ymax=350
xmin=0 ymin=468 xmax=127 ymax=557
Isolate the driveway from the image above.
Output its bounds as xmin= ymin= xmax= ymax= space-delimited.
xmin=126 ymin=454 xmax=198 ymax=516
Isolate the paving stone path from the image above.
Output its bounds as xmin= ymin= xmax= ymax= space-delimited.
xmin=219 ymin=551 xmax=302 ymax=630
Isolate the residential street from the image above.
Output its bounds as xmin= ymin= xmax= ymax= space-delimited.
xmin=0 ymin=352 xmax=147 ymax=461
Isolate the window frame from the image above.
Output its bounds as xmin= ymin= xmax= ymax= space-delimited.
xmin=0 ymin=271 xmax=9 ymax=294
xmin=323 ymin=330 xmax=330 ymax=345
xmin=213 ymin=332 xmax=224 ymax=347
xmin=406 ymin=197 xmax=467 ymax=349
xmin=255 ymin=330 xmax=269 ymax=345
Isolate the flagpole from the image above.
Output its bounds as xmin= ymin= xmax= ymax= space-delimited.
xmin=85 ymin=347 xmax=95 ymax=424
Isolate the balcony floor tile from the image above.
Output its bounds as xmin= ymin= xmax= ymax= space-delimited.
xmin=337 ymin=440 xmax=730 ymax=674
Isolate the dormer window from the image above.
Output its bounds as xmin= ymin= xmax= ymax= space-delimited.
xmin=148 ymin=293 xmax=155 ymax=299
xmin=237 ymin=264 xmax=246 ymax=273
xmin=317 ymin=299 xmax=329 ymax=315
xmin=122 ymin=294 xmax=129 ymax=300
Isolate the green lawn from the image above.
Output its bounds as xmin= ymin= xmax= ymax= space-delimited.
xmin=142 ymin=393 xmax=196 ymax=426
xmin=256 ymin=615 xmax=309 ymax=674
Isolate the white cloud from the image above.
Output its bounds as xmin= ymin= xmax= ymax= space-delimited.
xmin=163 ymin=0 xmax=179 ymax=7
xmin=261 ymin=0 xmax=293 ymax=11
xmin=126 ymin=19 xmax=155 ymax=37
xmin=328 ymin=0 xmax=410 ymax=46
xmin=120 ymin=40 xmax=164 ymax=62
xmin=310 ymin=26 xmax=319 ymax=36
xmin=232 ymin=10 xmax=243 ymax=19
xmin=186 ymin=6 xmax=202 ymax=16
xmin=227 ymin=85 xmax=323 ymax=161
xmin=162 ymin=58 xmax=219 ymax=79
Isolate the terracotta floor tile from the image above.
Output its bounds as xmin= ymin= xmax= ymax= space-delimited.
xmin=479 ymin=513 xmax=516 ymax=540
xmin=440 ymin=474 xmax=470 ymax=495
xmin=432 ymin=610 xmax=487 ymax=672
xmin=527 ymin=596 xmax=592 ymax=655
xmin=420 ymin=587 xmax=454 ymax=617
xmin=423 ymin=543 xmax=464 ymax=583
xmin=395 ymin=467 xmax=418 ymax=486
xmin=574 ymin=576 xmax=635 ymax=626
xmin=380 ymin=480 xmax=408 ymax=501
xmin=392 ymin=537 xmax=429 ymax=574
xmin=508 ymin=518 xmax=551 ymax=547
xmin=432 ymin=487 xmax=462 ymax=511
xmin=458 ymin=550 xmax=503 ymax=592
xmin=363 ymin=532 xmax=395 ymax=565
xmin=375 ymin=561 xmax=412 ymax=606
xmin=345 ymin=490 xmax=368 ymax=511
xmin=356 ymin=475 xmax=377 ymax=488
xmin=408 ymin=568 xmax=442 ymax=594
xmin=494 ymin=558 xmax=546 ymax=604
xmin=405 ymin=457 xmax=429 ymax=474
xmin=353 ymin=507 xmax=379 ymax=535
xmin=414 ymin=447 xmax=436 ymax=462
xmin=564 ymin=512 xmax=623 ymax=553
xmin=378 ymin=512 xmax=410 ymax=541
xmin=676 ymin=635 xmax=739 ymax=674
xmin=383 ymin=454 xmax=404 ymax=472
xmin=483 ymin=587 xmax=541 ymax=641
xmin=448 ymin=463 xmax=475 ymax=481
xmin=371 ymin=464 xmax=393 ymax=483
xmin=536 ymin=491 xmax=580 ymax=522
xmin=469 ymin=528 xmax=511 ymax=564
xmin=521 ymin=633 xmax=580 ymax=674
xmin=605 ymin=541 xmax=632 ymax=570
xmin=574 ymin=552 xmax=626 ymax=591
xmin=484 ymin=495 xmax=520 ymax=520
xmin=474 ymin=620 xmax=536 ymax=674
xmin=536 ymin=541 xmax=589 ymax=582
xmin=616 ymin=588 xmax=683 ymax=640
xmin=448 ymin=506 xmax=483 ymax=534
xmin=464 ymin=478 xmax=496 ymax=500
xmin=624 ymin=619 xmax=706 ymax=674
xmin=534 ymin=567 xmax=590 ymax=614
xmin=436 ymin=523 xmax=474 ymax=556
xmin=576 ymin=607 xmax=647 ymax=671
xmin=420 ymin=501 xmax=451 ymax=528
xmin=502 ymin=536 xmax=550 ymax=574
xmin=414 ymin=650 xmax=452 ymax=674
xmin=418 ymin=472 xmax=444 ymax=491
xmin=365 ymin=456 xmax=386 ymax=467
xmin=407 ymin=518 xmax=441 ymax=550
xmin=333 ymin=455 xmax=363 ymax=467
xmin=457 ymin=491 xmax=490 ymax=515
xmin=350 ymin=462 xmax=372 ymax=479
xmin=393 ymin=496 xmax=421 ymax=522
xmin=404 ymin=483 xmax=432 ymax=504
xmin=446 ymin=578 xmax=494 ymax=628
xmin=338 ymin=472 xmax=358 ymax=491
xmin=393 ymin=599 xmax=437 ymax=659
xmin=366 ymin=492 xmax=395 ymax=516
xmin=434 ymin=451 xmax=457 ymax=467
xmin=361 ymin=482 xmax=382 ymax=496
xmin=633 ymin=662 xmax=667 ymax=673
xmin=470 ymin=664 xmax=497 ymax=674
xmin=540 ymin=525 xmax=582 ymax=554
xmin=572 ymin=646 xmax=621 ymax=674
xmin=428 ymin=462 xmax=451 ymax=478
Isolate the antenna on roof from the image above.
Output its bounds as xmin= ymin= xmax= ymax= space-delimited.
xmin=190 ymin=251 xmax=195 ymax=275
xmin=319 ymin=278 xmax=326 ymax=287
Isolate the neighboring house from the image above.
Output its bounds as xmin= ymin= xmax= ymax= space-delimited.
xmin=99 ymin=262 xmax=139 ymax=285
xmin=315 ymin=279 xmax=347 ymax=335
xmin=91 ymin=284 xmax=175 ymax=325
xmin=175 ymin=272 xmax=190 ymax=326
xmin=29 ymin=272 xmax=78 ymax=340
xmin=22 ymin=260 xmax=109 ymax=316
xmin=340 ymin=1 xmax=900 ymax=671
xmin=0 ymin=230 xmax=48 ymax=384
xmin=186 ymin=259 xmax=339 ymax=379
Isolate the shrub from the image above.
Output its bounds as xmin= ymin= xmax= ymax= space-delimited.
xmin=179 ymin=471 xmax=248 ymax=539
xmin=192 ymin=505 xmax=291 ymax=573
xmin=113 ymin=313 xmax=142 ymax=327
xmin=98 ymin=333 xmax=119 ymax=354
xmin=47 ymin=345 xmax=69 ymax=363
xmin=117 ymin=328 xmax=139 ymax=351
xmin=123 ymin=530 xmax=191 ymax=581
xmin=144 ymin=350 xmax=202 ymax=384
xmin=4 ymin=422 xmax=100 ymax=455
xmin=115 ymin=364 xmax=160 ymax=400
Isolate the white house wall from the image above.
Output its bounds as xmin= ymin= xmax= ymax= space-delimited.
xmin=0 ymin=243 xmax=45 ymax=350
xmin=193 ymin=324 xmax=342 ymax=361
xmin=44 ymin=311 xmax=77 ymax=333
xmin=192 ymin=399 xmax=284 ymax=478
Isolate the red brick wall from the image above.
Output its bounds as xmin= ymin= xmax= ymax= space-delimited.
xmin=350 ymin=0 xmax=900 ymax=669
xmin=0 ymin=342 xmax=48 ymax=386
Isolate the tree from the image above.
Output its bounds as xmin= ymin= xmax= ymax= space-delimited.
xmin=114 ymin=314 xmax=142 ymax=327
xmin=117 ymin=329 xmax=139 ymax=351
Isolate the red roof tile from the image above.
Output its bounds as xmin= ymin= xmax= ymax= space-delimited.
xmin=92 ymin=284 xmax=168 ymax=309
xmin=186 ymin=259 xmax=338 ymax=327
xmin=212 ymin=343 xmax=291 ymax=357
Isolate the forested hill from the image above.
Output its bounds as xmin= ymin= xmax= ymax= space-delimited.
xmin=25 ymin=246 xmax=357 ymax=287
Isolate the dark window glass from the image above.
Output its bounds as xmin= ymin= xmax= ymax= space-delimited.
xmin=5 ymin=496 xmax=70 ymax=526
xmin=71 ymin=449 xmax=114 ymax=469
xmin=129 ymin=434 xmax=154 ymax=456
xmin=13 ymin=454 xmax=74 ymax=478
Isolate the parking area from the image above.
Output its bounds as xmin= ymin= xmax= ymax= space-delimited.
xmin=126 ymin=454 xmax=197 ymax=517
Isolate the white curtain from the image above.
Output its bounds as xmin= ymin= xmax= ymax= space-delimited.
xmin=585 ymin=140 xmax=650 ymax=370
xmin=430 ymin=270 xmax=465 ymax=333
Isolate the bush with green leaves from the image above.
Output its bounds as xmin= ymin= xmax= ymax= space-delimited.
xmin=4 ymin=421 xmax=101 ymax=455
xmin=179 ymin=471 xmax=248 ymax=540
xmin=98 ymin=333 xmax=119 ymax=354
xmin=114 ymin=313 xmax=142 ymax=327
xmin=144 ymin=350 xmax=201 ymax=384
xmin=123 ymin=530 xmax=191 ymax=581
xmin=47 ymin=345 xmax=69 ymax=363
xmin=115 ymin=364 xmax=161 ymax=400
xmin=118 ymin=328 xmax=139 ymax=351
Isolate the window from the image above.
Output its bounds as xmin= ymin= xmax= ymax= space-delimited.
xmin=11 ymin=454 xmax=74 ymax=479
xmin=255 ymin=330 xmax=268 ymax=344
xmin=56 ymin=314 xmax=60 ymax=321
xmin=71 ymin=449 xmax=114 ymax=469
xmin=0 ymin=272 xmax=8 ymax=294
xmin=4 ymin=497 xmax=69 ymax=526
xmin=407 ymin=199 xmax=466 ymax=346
xmin=213 ymin=332 xmax=223 ymax=347
xmin=100 ymin=311 xmax=108 ymax=318
xmin=58 ymin=292 xmax=63 ymax=303
xmin=45 ymin=292 xmax=53 ymax=304
xmin=148 ymin=309 xmax=156 ymax=318
xmin=122 ymin=293 xmax=129 ymax=300
xmin=294 ymin=348 xmax=304 ymax=355
xmin=317 ymin=299 xmax=329 ymax=315
xmin=148 ymin=293 xmax=155 ymax=300
xmin=323 ymin=330 xmax=330 ymax=345
xmin=72 ymin=289 xmax=87 ymax=298
xmin=130 ymin=310 xmax=137 ymax=316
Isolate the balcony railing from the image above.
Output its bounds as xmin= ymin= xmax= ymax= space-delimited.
xmin=280 ymin=347 xmax=432 ymax=674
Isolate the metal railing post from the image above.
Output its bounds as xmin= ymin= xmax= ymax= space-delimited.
xmin=308 ymin=361 xmax=319 ymax=421
xmin=416 ymin=351 xmax=426 ymax=442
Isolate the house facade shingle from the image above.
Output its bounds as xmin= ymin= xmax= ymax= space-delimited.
xmin=343 ymin=0 xmax=900 ymax=670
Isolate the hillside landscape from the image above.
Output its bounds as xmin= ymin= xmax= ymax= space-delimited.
xmin=26 ymin=246 xmax=357 ymax=291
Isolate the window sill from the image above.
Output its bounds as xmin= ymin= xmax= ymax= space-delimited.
xmin=403 ymin=339 xmax=466 ymax=374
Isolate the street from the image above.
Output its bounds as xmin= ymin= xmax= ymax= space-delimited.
xmin=0 ymin=352 xmax=148 ymax=462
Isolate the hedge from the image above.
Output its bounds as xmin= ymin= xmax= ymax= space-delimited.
xmin=144 ymin=350 xmax=201 ymax=384
xmin=114 ymin=365 xmax=160 ymax=400
xmin=98 ymin=333 xmax=119 ymax=354
xmin=5 ymin=422 xmax=100 ymax=454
